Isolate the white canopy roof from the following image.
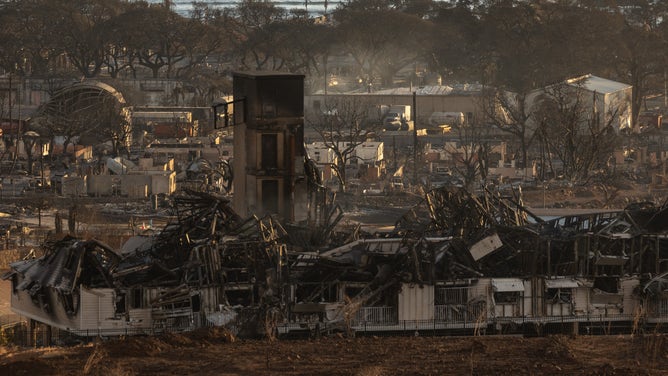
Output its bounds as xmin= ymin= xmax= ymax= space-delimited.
xmin=492 ymin=278 xmax=525 ymax=292
xmin=566 ymin=74 xmax=630 ymax=94
xmin=545 ymin=278 xmax=580 ymax=289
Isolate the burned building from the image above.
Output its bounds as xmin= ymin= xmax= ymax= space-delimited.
xmin=231 ymin=72 xmax=309 ymax=222
xmin=3 ymin=188 xmax=668 ymax=340
xmin=3 ymin=191 xmax=291 ymax=337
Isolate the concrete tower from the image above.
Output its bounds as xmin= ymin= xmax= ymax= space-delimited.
xmin=231 ymin=71 xmax=308 ymax=222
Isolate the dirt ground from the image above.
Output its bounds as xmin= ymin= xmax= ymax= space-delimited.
xmin=1 ymin=329 xmax=667 ymax=375
xmin=352 ymin=182 xmax=665 ymax=216
xmin=520 ymin=183 xmax=665 ymax=211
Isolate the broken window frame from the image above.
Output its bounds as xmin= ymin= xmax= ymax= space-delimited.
xmin=545 ymin=288 xmax=573 ymax=304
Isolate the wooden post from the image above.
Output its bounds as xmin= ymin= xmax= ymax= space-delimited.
xmin=29 ymin=319 xmax=36 ymax=347
xmin=45 ymin=325 xmax=52 ymax=346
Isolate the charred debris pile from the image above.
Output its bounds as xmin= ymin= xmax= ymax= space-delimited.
xmin=4 ymin=187 xmax=668 ymax=337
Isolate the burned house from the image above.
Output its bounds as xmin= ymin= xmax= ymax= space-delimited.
xmin=4 ymin=187 xmax=668 ymax=339
xmin=3 ymin=191 xmax=289 ymax=336
xmin=132 ymin=110 xmax=196 ymax=139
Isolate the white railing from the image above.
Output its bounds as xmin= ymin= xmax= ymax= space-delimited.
xmin=650 ymin=299 xmax=668 ymax=317
xmin=352 ymin=306 xmax=397 ymax=325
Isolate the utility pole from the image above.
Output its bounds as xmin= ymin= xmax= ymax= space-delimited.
xmin=324 ymin=55 xmax=328 ymax=99
xmin=8 ymin=72 xmax=18 ymax=175
xmin=413 ymin=91 xmax=418 ymax=185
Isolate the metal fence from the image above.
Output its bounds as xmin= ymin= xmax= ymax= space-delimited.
xmin=274 ymin=312 xmax=660 ymax=338
xmin=1 ymin=321 xmax=207 ymax=348
xmin=3 ymin=311 xmax=666 ymax=348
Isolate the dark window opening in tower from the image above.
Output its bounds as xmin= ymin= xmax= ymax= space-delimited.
xmin=262 ymin=179 xmax=279 ymax=214
xmin=261 ymin=134 xmax=278 ymax=170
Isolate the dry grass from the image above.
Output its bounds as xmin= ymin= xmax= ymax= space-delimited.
xmin=3 ymin=334 xmax=668 ymax=375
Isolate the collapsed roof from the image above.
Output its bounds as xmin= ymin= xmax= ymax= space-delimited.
xmin=4 ymin=187 xmax=668 ymax=333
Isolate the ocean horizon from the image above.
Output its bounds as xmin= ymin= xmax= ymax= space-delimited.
xmin=146 ymin=1 xmax=344 ymax=17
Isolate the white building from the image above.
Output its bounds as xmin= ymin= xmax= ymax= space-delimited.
xmin=564 ymin=75 xmax=633 ymax=132
xmin=510 ymin=74 xmax=633 ymax=135
xmin=306 ymin=141 xmax=385 ymax=181
xmin=87 ymin=157 xmax=176 ymax=197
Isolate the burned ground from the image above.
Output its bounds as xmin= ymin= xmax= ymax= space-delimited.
xmin=1 ymin=331 xmax=667 ymax=375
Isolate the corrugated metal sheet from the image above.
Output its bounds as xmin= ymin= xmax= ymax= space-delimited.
xmin=79 ymin=288 xmax=101 ymax=329
xmin=469 ymin=233 xmax=503 ymax=261
xmin=80 ymin=288 xmax=116 ymax=330
xmin=469 ymin=280 xmax=489 ymax=299
xmin=198 ymin=286 xmax=223 ymax=312
xmin=522 ymin=280 xmax=534 ymax=317
xmin=546 ymin=303 xmax=570 ymax=316
xmin=398 ymin=284 xmax=434 ymax=321
xmin=573 ymin=287 xmax=589 ymax=314
xmin=622 ymin=277 xmax=640 ymax=315
xmin=492 ymin=278 xmax=525 ymax=292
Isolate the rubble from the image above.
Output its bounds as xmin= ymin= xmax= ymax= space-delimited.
xmin=3 ymin=186 xmax=668 ymax=341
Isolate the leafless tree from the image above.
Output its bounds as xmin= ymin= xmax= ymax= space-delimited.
xmin=443 ymin=123 xmax=492 ymax=192
xmin=93 ymin=97 xmax=132 ymax=157
xmin=308 ymin=97 xmax=380 ymax=193
xmin=533 ymin=82 xmax=624 ymax=182
xmin=0 ymin=90 xmax=10 ymax=165
xmin=481 ymin=86 xmax=539 ymax=175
